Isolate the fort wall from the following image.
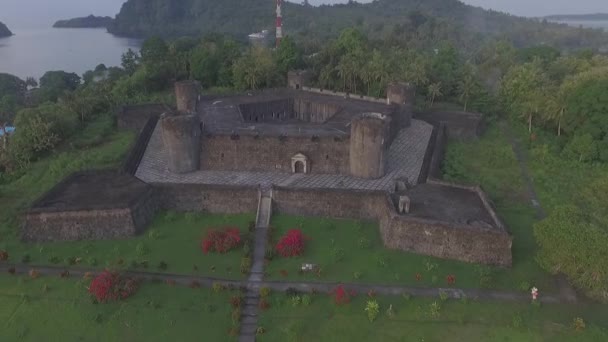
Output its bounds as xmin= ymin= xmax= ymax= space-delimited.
xmin=153 ymin=183 xmax=259 ymax=214
xmin=272 ymin=186 xmax=512 ymax=267
xmin=23 ymin=209 xmax=138 ymax=242
xmin=201 ymin=134 xmax=350 ymax=174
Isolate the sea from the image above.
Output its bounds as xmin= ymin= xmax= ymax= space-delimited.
xmin=0 ymin=28 xmax=141 ymax=80
xmin=553 ymin=19 xmax=608 ymax=31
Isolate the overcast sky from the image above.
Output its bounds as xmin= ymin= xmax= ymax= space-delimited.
xmin=0 ymin=0 xmax=606 ymax=29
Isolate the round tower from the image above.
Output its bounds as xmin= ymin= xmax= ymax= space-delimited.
xmin=349 ymin=113 xmax=390 ymax=179
xmin=387 ymin=82 xmax=415 ymax=106
xmin=160 ymin=113 xmax=201 ymax=174
xmin=175 ymin=81 xmax=201 ymax=114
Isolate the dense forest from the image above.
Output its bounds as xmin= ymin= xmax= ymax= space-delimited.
xmin=53 ymin=15 xmax=114 ymax=29
xmin=108 ymin=0 xmax=608 ymax=52
xmin=545 ymin=13 xmax=608 ymax=21
xmin=0 ymin=21 xmax=12 ymax=38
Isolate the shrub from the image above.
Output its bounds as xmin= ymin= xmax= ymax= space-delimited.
xmin=290 ymin=295 xmax=302 ymax=307
xmin=286 ymin=287 xmax=300 ymax=297
xmin=446 ymin=275 xmax=456 ymax=286
xmin=260 ymin=287 xmax=271 ymax=298
xmin=573 ymin=317 xmax=586 ymax=332
xmin=256 ymin=327 xmax=266 ymax=335
xmin=88 ymin=271 xmax=139 ymax=303
xmin=375 ymin=255 xmax=388 ymax=268
xmin=201 ymin=227 xmax=242 ymax=254
xmin=353 ymin=271 xmax=363 ymax=280
xmin=512 ymin=314 xmax=523 ymax=329
xmin=365 ymin=300 xmax=380 ymax=322
xmin=148 ymin=229 xmax=161 ymax=240
xmin=402 ymin=293 xmax=411 ymax=301
xmin=230 ymin=295 xmax=242 ymax=309
xmin=135 ymin=243 xmax=149 ymax=256
xmin=212 ymin=282 xmax=224 ymax=293
xmin=189 ymin=281 xmax=201 ymax=289
xmin=60 ymin=270 xmax=70 ymax=278
xmin=0 ymin=250 xmax=8 ymax=261
xmin=519 ymin=281 xmax=531 ymax=292
xmin=331 ymin=247 xmax=345 ymax=262
xmin=29 ymin=269 xmax=39 ymax=279
xmin=439 ymin=290 xmax=449 ymax=302
xmin=386 ymin=304 xmax=395 ymax=319
xmin=429 ymin=301 xmax=441 ymax=319
xmin=534 ymin=205 xmax=608 ymax=302
xmin=358 ymin=237 xmax=371 ymax=249
xmin=258 ymin=298 xmax=271 ymax=311
xmin=415 ymin=273 xmax=422 ymax=282
xmin=157 ymin=261 xmax=168 ymax=270
xmin=276 ymin=229 xmax=306 ymax=257
xmin=302 ymin=294 xmax=312 ymax=306
xmin=240 ymin=257 xmax=251 ymax=274
xmin=333 ymin=285 xmax=351 ymax=305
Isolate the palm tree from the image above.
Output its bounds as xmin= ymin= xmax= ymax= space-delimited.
xmin=336 ymin=58 xmax=350 ymax=91
xmin=545 ymin=92 xmax=567 ymax=137
xmin=427 ymin=82 xmax=443 ymax=108
xmin=458 ymin=75 xmax=476 ymax=112
xmin=406 ymin=60 xmax=428 ymax=98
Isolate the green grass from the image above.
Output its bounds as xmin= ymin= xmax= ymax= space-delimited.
xmin=1 ymin=211 xmax=254 ymax=279
xmin=0 ymin=275 xmax=237 ymax=341
xmin=266 ymin=214 xmax=552 ymax=291
xmin=257 ymin=293 xmax=608 ymax=342
xmin=265 ymin=125 xmax=556 ymax=292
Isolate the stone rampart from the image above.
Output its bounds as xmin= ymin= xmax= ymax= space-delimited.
xmin=272 ymin=185 xmax=511 ymax=266
xmin=415 ymin=111 xmax=483 ymax=140
xmin=152 ymin=183 xmax=259 ymax=214
xmin=300 ymin=87 xmax=386 ymax=104
xmin=201 ymin=134 xmax=350 ymax=174
xmin=23 ymin=209 xmax=138 ymax=242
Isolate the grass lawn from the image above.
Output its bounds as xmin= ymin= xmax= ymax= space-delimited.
xmin=1 ymin=211 xmax=255 ymax=279
xmin=257 ymin=293 xmax=608 ymax=342
xmin=0 ymin=275 xmax=237 ymax=341
xmin=0 ymin=116 xmax=255 ymax=279
xmin=265 ymin=125 xmax=555 ymax=292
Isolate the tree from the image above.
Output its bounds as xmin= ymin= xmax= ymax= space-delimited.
xmin=38 ymin=71 xmax=81 ymax=102
xmin=404 ymin=58 xmax=428 ymax=98
xmin=275 ymin=36 xmax=302 ymax=75
xmin=562 ymin=134 xmax=598 ymax=163
xmin=427 ymin=82 xmax=443 ymax=108
xmin=500 ymin=60 xmax=547 ymax=132
xmin=140 ymin=37 xmax=169 ymax=65
xmin=458 ymin=74 xmax=476 ymax=112
xmin=121 ymin=49 xmax=140 ymax=76
xmin=232 ymin=47 xmax=278 ymax=90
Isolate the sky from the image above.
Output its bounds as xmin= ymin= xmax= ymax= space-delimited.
xmin=0 ymin=0 xmax=606 ymax=29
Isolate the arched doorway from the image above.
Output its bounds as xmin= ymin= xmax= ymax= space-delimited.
xmin=294 ymin=161 xmax=305 ymax=173
xmin=291 ymin=153 xmax=309 ymax=174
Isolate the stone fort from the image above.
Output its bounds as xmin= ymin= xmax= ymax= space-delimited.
xmin=22 ymin=73 xmax=512 ymax=267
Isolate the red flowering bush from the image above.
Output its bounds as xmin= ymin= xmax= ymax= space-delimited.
xmin=201 ymin=227 xmax=242 ymax=254
xmin=446 ymin=275 xmax=456 ymax=285
xmin=0 ymin=250 xmax=8 ymax=261
xmin=276 ymin=229 xmax=307 ymax=257
xmin=415 ymin=273 xmax=422 ymax=282
xmin=88 ymin=271 xmax=139 ymax=303
xmin=333 ymin=285 xmax=354 ymax=305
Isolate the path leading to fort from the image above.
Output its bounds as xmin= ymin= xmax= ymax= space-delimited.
xmin=502 ymin=122 xmax=577 ymax=304
xmin=239 ymin=189 xmax=274 ymax=341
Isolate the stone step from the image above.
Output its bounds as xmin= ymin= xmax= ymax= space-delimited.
xmin=241 ymin=315 xmax=258 ymax=325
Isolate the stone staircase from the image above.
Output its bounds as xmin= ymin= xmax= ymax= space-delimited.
xmin=239 ymin=187 xmax=273 ymax=342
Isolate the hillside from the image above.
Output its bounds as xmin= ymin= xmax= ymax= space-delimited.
xmin=53 ymin=15 xmax=113 ymax=28
xmin=107 ymin=0 xmax=608 ymax=50
xmin=0 ymin=21 xmax=13 ymax=38
xmin=545 ymin=13 xmax=608 ymax=21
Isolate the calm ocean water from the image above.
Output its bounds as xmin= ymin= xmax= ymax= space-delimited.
xmin=0 ymin=28 xmax=141 ymax=80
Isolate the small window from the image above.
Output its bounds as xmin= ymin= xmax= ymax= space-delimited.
xmin=326 ymin=155 xmax=329 ymax=160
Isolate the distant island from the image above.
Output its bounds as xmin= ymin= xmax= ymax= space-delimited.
xmin=53 ymin=15 xmax=113 ymax=29
xmin=545 ymin=13 xmax=608 ymax=21
xmin=0 ymin=21 xmax=13 ymax=38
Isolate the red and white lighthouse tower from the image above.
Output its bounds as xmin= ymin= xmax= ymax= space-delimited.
xmin=275 ymin=0 xmax=283 ymax=47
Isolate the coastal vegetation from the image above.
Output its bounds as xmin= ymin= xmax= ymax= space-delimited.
xmin=108 ymin=0 xmax=608 ymax=52
xmin=53 ymin=15 xmax=114 ymax=29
